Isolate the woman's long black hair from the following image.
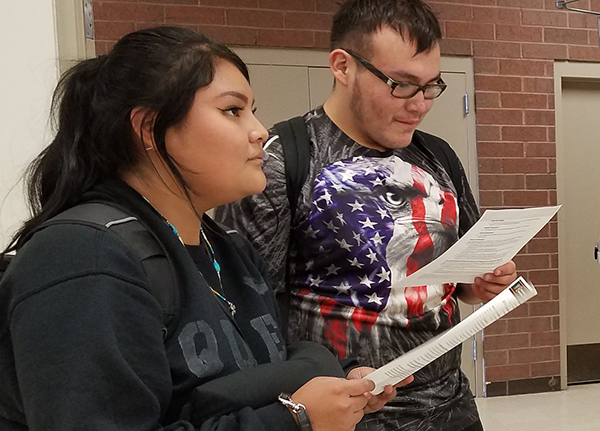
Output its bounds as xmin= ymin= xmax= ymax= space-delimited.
xmin=2 ymin=26 xmax=249 ymax=255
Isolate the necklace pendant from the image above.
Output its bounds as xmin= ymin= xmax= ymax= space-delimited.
xmin=229 ymin=302 xmax=237 ymax=317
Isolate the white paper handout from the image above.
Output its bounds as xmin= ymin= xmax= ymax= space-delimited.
xmin=366 ymin=276 xmax=537 ymax=394
xmin=396 ymin=206 xmax=560 ymax=288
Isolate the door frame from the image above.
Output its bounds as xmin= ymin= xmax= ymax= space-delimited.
xmin=55 ymin=0 xmax=96 ymax=74
xmin=554 ymin=61 xmax=600 ymax=390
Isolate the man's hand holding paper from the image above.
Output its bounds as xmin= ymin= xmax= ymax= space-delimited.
xmin=458 ymin=259 xmax=518 ymax=304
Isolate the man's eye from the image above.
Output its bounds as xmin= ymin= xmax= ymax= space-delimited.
xmin=396 ymin=81 xmax=412 ymax=89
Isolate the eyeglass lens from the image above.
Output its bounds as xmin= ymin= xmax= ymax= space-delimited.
xmin=392 ymin=83 xmax=444 ymax=100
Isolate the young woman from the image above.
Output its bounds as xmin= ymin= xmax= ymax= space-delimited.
xmin=0 ymin=27 xmax=405 ymax=431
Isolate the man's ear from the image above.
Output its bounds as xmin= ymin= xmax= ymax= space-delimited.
xmin=329 ymin=49 xmax=354 ymax=87
xmin=130 ymin=107 xmax=156 ymax=151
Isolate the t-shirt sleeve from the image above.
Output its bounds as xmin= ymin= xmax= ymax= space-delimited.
xmin=454 ymin=154 xmax=480 ymax=237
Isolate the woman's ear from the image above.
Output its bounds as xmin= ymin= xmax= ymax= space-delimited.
xmin=329 ymin=49 xmax=353 ymax=87
xmin=130 ymin=107 xmax=156 ymax=151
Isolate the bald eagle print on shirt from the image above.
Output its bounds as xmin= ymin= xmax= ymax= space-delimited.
xmin=290 ymin=155 xmax=459 ymax=358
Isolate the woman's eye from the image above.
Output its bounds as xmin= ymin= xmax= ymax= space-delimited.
xmin=223 ymin=107 xmax=242 ymax=116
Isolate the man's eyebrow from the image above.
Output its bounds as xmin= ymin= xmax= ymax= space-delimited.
xmin=391 ymin=70 xmax=442 ymax=84
xmin=218 ymin=90 xmax=249 ymax=103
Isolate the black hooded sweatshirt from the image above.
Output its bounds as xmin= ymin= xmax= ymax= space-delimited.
xmin=0 ymin=180 xmax=345 ymax=431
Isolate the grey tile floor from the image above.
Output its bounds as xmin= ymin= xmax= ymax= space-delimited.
xmin=476 ymin=383 xmax=600 ymax=430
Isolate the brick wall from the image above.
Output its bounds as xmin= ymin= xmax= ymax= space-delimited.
xmin=92 ymin=0 xmax=600 ymax=395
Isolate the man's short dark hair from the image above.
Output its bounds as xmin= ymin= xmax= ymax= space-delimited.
xmin=330 ymin=0 xmax=442 ymax=54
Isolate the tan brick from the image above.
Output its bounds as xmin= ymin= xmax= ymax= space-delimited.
xmin=524 ymin=110 xmax=555 ymax=125
xmin=478 ymin=158 xmax=503 ymax=173
xmin=474 ymin=58 xmax=499 ymax=74
xmin=525 ymin=174 xmax=556 ymax=190
xmin=502 ymin=157 xmax=548 ymax=173
xmin=479 ymin=190 xmax=504 ymax=207
xmin=504 ymin=305 xmax=530 ymax=319
xmin=314 ymin=31 xmax=329 ymax=49
xmin=506 ymin=316 xmax=553 ymax=333
xmin=429 ymin=3 xmax=473 ymax=21
xmin=523 ymin=43 xmax=568 ymax=60
xmin=499 ymin=59 xmax=549 ymax=77
xmin=544 ymin=27 xmax=588 ymax=45
xmin=522 ymin=9 xmax=568 ymax=27
xmin=145 ymin=0 xmax=198 ymax=3
xmin=501 ymin=93 xmax=548 ymax=109
xmin=485 ymin=334 xmax=530 ymax=351
xmin=260 ymin=0 xmax=316 ymax=11
xmin=473 ymin=40 xmax=521 ymax=58
xmin=440 ymin=38 xmax=473 ymax=56
xmin=496 ymin=24 xmax=543 ymax=42
xmin=528 ymin=269 xmax=559 ymax=285
xmin=485 ymin=319 xmax=508 ymax=335
xmin=525 ymin=142 xmax=556 ymax=157
xmin=284 ymin=11 xmax=332 ymax=31
xmin=530 ymin=331 xmax=559 ymax=348
xmin=502 ymin=126 xmax=548 ymax=142
xmin=513 ymin=253 xmax=551 ymax=270
xmin=497 ymin=0 xmax=543 ymax=8
xmin=504 ymin=190 xmax=550 ymax=206
xmin=227 ymin=8 xmax=283 ymax=27
xmin=479 ymin=174 xmax=524 ymax=190
xmin=202 ymin=25 xmax=258 ymax=45
xmin=478 ymin=142 xmax=524 ymax=158
xmin=315 ymin=0 xmax=337 ymax=12
xmin=529 ymin=300 xmax=559 ymax=317
xmin=486 ymin=364 xmax=531 ymax=381
xmin=446 ymin=22 xmax=494 ymax=40
xmin=523 ymin=77 xmax=555 ymax=94
xmin=484 ymin=350 xmax=508 ymax=366
xmin=93 ymin=20 xmax=136 ymax=41
xmin=510 ymin=347 xmax=553 ymax=364
xmin=257 ymin=29 xmax=314 ymax=47
xmin=476 ymin=75 xmax=522 ymax=92
xmin=531 ymin=360 xmax=560 ymax=376
xmin=473 ymin=6 xmax=521 ymax=24
xmin=165 ymin=6 xmax=225 ymax=25
xmin=477 ymin=125 xmax=502 ymax=141
xmin=569 ymin=45 xmax=600 ymax=62
xmin=475 ymin=92 xmax=501 ymax=108
xmin=97 ymin=2 xmax=165 ymax=22
xmin=477 ymin=109 xmax=523 ymax=125
xmin=568 ymin=11 xmax=599 ymax=29
xmin=526 ymin=238 xmax=558 ymax=254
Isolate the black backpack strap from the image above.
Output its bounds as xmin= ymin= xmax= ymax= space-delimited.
xmin=0 ymin=254 xmax=12 ymax=274
xmin=40 ymin=202 xmax=179 ymax=339
xmin=273 ymin=116 xmax=311 ymax=221
xmin=413 ymin=130 xmax=463 ymax=202
xmin=272 ymin=116 xmax=311 ymax=339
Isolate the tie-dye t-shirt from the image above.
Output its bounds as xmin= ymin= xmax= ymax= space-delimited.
xmin=215 ymin=106 xmax=482 ymax=431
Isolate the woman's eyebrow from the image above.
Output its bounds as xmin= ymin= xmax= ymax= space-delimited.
xmin=218 ymin=90 xmax=249 ymax=103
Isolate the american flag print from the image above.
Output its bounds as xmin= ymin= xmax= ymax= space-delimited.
xmin=293 ymin=155 xmax=459 ymax=332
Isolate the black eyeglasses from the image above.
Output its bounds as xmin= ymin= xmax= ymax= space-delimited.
xmin=343 ymin=49 xmax=447 ymax=100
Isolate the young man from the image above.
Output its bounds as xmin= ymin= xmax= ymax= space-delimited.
xmin=216 ymin=1 xmax=517 ymax=430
